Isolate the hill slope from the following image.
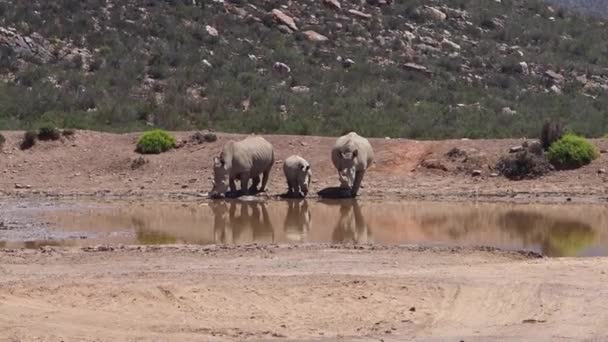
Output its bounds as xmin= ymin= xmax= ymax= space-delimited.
xmin=547 ymin=0 xmax=608 ymax=17
xmin=1 ymin=0 xmax=608 ymax=138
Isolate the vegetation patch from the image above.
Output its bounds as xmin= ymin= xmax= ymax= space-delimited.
xmin=548 ymin=134 xmax=599 ymax=170
xmin=37 ymin=125 xmax=61 ymax=141
xmin=62 ymin=129 xmax=76 ymax=137
xmin=496 ymin=149 xmax=552 ymax=180
xmin=0 ymin=133 xmax=5 ymax=148
xmin=20 ymin=130 xmax=38 ymax=150
xmin=136 ymin=129 xmax=176 ymax=154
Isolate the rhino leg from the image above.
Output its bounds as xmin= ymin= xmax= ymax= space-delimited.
xmin=240 ymin=172 xmax=251 ymax=196
xmin=260 ymin=168 xmax=271 ymax=193
xmin=351 ymin=170 xmax=365 ymax=197
xmin=287 ymin=179 xmax=295 ymax=196
xmin=229 ymin=176 xmax=237 ymax=193
xmin=249 ymin=175 xmax=261 ymax=194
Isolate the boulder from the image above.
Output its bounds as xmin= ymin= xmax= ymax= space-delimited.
xmin=205 ymin=25 xmax=219 ymax=37
xmin=271 ymin=9 xmax=298 ymax=31
xmin=415 ymin=6 xmax=447 ymax=22
xmin=323 ymin=0 xmax=341 ymax=10
xmin=302 ymin=30 xmax=329 ymax=42
xmin=348 ymin=9 xmax=372 ymax=19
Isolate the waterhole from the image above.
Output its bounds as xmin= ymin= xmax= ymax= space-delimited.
xmin=1 ymin=199 xmax=607 ymax=257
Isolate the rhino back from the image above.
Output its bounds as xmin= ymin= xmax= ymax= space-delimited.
xmin=283 ymin=155 xmax=308 ymax=179
xmin=231 ymin=136 xmax=274 ymax=176
xmin=332 ymin=132 xmax=373 ymax=169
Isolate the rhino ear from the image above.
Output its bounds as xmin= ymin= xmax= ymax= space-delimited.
xmin=213 ymin=157 xmax=222 ymax=167
xmin=302 ymin=164 xmax=310 ymax=172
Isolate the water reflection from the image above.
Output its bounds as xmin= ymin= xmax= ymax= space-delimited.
xmin=22 ymin=200 xmax=608 ymax=257
xmin=211 ymin=201 xmax=274 ymax=244
xmin=328 ymin=200 xmax=371 ymax=244
xmin=498 ymin=211 xmax=596 ymax=257
xmin=284 ymin=200 xmax=311 ymax=242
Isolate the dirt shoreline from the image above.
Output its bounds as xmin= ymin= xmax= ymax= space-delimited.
xmin=0 ymin=130 xmax=606 ymax=204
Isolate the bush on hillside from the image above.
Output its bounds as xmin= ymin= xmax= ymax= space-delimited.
xmin=496 ymin=150 xmax=552 ymax=180
xmin=548 ymin=133 xmax=599 ymax=170
xmin=20 ymin=130 xmax=38 ymax=150
xmin=136 ymin=129 xmax=176 ymax=154
xmin=37 ymin=125 xmax=61 ymax=141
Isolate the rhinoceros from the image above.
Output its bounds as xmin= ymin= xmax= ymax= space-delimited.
xmin=283 ymin=155 xmax=312 ymax=197
xmin=211 ymin=136 xmax=274 ymax=197
xmin=331 ymin=132 xmax=374 ymax=197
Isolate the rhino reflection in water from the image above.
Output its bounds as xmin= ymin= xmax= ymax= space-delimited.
xmin=499 ymin=210 xmax=596 ymax=257
xmin=331 ymin=200 xmax=371 ymax=244
xmin=211 ymin=201 xmax=274 ymax=244
xmin=283 ymin=200 xmax=311 ymax=242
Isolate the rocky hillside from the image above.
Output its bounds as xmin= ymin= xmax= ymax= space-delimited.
xmin=1 ymin=0 xmax=608 ymax=138
xmin=547 ymin=0 xmax=608 ymax=17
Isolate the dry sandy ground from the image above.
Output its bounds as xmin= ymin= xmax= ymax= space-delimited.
xmin=1 ymin=245 xmax=607 ymax=342
xmin=0 ymin=130 xmax=606 ymax=203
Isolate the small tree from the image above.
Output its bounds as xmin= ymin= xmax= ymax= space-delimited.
xmin=540 ymin=120 xmax=564 ymax=151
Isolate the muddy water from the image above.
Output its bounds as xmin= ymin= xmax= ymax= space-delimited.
xmin=2 ymin=199 xmax=608 ymax=257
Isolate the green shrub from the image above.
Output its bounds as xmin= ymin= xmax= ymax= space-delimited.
xmin=37 ymin=125 xmax=61 ymax=141
xmin=136 ymin=129 xmax=176 ymax=154
xmin=548 ymin=134 xmax=599 ymax=170
xmin=20 ymin=130 xmax=38 ymax=150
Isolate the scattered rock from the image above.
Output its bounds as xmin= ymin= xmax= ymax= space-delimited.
xmin=518 ymin=62 xmax=529 ymax=75
xmin=14 ymin=183 xmax=32 ymax=189
xmin=598 ymin=169 xmax=606 ymax=174
xmin=271 ymin=9 xmax=298 ymax=32
xmin=550 ymin=85 xmax=562 ymax=94
xmin=0 ymin=27 xmax=53 ymax=63
xmin=291 ymin=85 xmax=310 ymax=93
xmin=415 ymin=6 xmax=447 ymax=22
xmin=348 ymin=9 xmax=372 ymax=19
xmin=205 ymin=25 xmax=218 ymax=37
xmin=272 ymin=62 xmax=291 ymax=74
xmin=402 ymin=63 xmax=431 ymax=77
xmin=341 ymin=57 xmax=355 ymax=68
xmin=509 ymin=146 xmax=523 ymax=153
xmin=544 ymin=70 xmax=565 ymax=84
xmin=472 ymin=170 xmax=482 ymax=177
xmin=490 ymin=172 xmax=499 ymax=177
xmin=502 ymin=107 xmax=517 ymax=116
xmin=191 ymin=131 xmax=218 ymax=144
xmin=409 ymin=307 xmax=416 ymax=312
xmin=441 ymin=38 xmax=461 ymax=51
xmin=302 ymin=30 xmax=329 ymax=42
xmin=323 ymin=0 xmax=341 ymax=10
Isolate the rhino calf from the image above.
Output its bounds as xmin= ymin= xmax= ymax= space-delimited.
xmin=283 ymin=155 xmax=312 ymax=197
xmin=211 ymin=135 xmax=274 ymax=197
xmin=331 ymin=132 xmax=374 ymax=197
